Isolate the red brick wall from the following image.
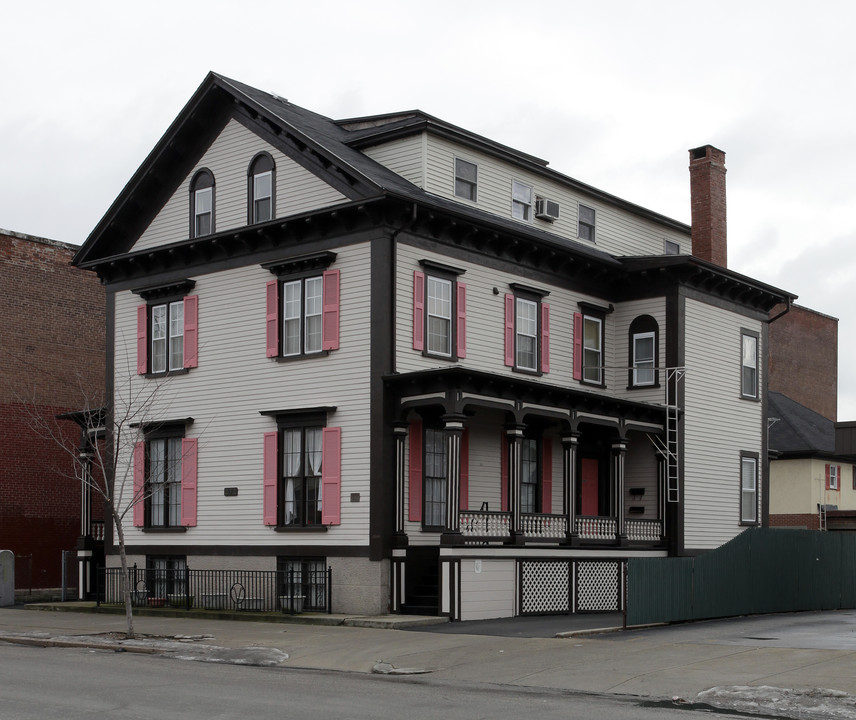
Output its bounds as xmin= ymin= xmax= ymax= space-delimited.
xmin=689 ymin=145 xmax=728 ymax=268
xmin=768 ymin=304 xmax=838 ymax=421
xmin=768 ymin=513 xmax=820 ymax=530
xmin=0 ymin=231 xmax=105 ymax=588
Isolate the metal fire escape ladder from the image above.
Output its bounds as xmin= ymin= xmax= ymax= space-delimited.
xmin=647 ymin=367 xmax=685 ymax=503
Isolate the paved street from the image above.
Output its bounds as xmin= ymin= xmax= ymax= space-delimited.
xmin=2 ymin=605 xmax=856 ymax=717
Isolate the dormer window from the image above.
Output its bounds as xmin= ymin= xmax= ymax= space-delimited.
xmin=190 ymin=169 xmax=215 ymax=238
xmin=249 ymin=152 xmax=276 ymax=223
xmin=454 ymin=158 xmax=477 ymax=202
xmin=512 ymin=181 xmax=532 ymax=221
xmin=578 ymin=203 xmax=596 ymax=242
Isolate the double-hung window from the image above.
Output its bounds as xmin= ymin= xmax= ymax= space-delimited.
xmin=504 ymin=285 xmax=550 ymax=375
xmin=412 ymin=260 xmax=467 ymax=361
xmin=248 ymin=152 xmax=276 ymax=223
xmin=512 ymin=180 xmax=532 ymax=221
xmin=134 ymin=281 xmax=199 ymax=376
xmin=574 ymin=305 xmax=607 ymax=386
xmin=423 ymin=426 xmax=447 ymax=529
xmin=520 ymin=437 xmax=540 ymax=514
xmin=578 ymin=203 xmax=596 ymax=242
xmin=264 ymin=252 xmax=340 ymax=360
xmin=740 ymin=454 xmax=758 ymax=524
xmin=628 ymin=315 xmax=659 ymax=388
xmin=454 ymin=158 xmax=477 ymax=202
xmin=132 ymin=422 xmax=197 ymax=530
xmin=826 ymin=464 xmax=840 ymax=491
xmin=741 ymin=330 xmax=759 ymax=399
xmin=262 ymin=409 xmax=342 ymax=528
xmin=190 ymin=169 xmax=215 ymax=238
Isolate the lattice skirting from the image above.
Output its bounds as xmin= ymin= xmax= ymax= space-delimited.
xmin=520 ymin=560 xmax=624 ymax=614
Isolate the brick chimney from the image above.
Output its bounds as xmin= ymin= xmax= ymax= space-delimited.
xmin=689 ymin=145 xmax=727 ymax=267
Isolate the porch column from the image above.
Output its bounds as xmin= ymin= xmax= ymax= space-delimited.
xmin=79 ymin=450 xmax=92 ymax=537
xmin=393 ymin=423 xmax=409 ymax=546
xmin=562 ymin=433 xmax=580 ymax=544
xmin=441 ymin=413 xmax=466 ymax=545
xmin=506 ymin=424 xmax=525 ymax=544
xmin=612 ymin=439 xmax=628 ymax=541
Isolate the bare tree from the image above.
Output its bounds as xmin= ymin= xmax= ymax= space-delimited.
xmin=24 ymin=368 xmax=178 ymax=639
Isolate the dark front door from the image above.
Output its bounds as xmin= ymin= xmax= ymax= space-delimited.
xmin=581 ymin=458 xmax=599 ymax=515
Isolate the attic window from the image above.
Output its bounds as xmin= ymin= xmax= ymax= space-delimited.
xmin=249 ymin=152 xmax=276 ymax=224
xmin=454 ymin=158 xmax=477 ymax=202
xmin=190 ymin=169 xmax=215 ymax=238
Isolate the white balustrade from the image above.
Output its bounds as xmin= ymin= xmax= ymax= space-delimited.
xmin=626 ymin=519 xmax=662 ymax=542
xmin=575 ymin=516 xmax=617 ymax=540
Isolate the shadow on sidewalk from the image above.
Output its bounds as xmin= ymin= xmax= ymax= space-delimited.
xmin=405 ymin=612 xmax=624 ymax=638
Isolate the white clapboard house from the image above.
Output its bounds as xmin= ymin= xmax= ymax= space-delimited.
xmin=73 ymin=73 xmax=794 ymax=619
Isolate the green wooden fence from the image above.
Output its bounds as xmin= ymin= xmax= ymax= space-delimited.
xmin=626 ymin=528 xmax=856 ymax=626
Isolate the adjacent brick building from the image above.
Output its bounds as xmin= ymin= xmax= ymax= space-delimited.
xmin=0 ymin=229 xmax=105 ymax=589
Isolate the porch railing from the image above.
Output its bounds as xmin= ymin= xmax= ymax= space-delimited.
xmin=98 ymin=565 xmax=332 ymax=614
xmin=460 ymin=512 xmax=662 ymax=543
xmin=521 ymin=513 xmax=567 ymax=539
xmin=626 ymin=519 xmax=663 ymax=542
xmin=575 ymin=516 xmax=617 ymax=540
xmin=461 ymin=510 xmax=510 ymax=539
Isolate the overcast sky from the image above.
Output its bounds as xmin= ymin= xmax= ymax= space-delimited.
xmin=3 ymin=1 xmax=855 ymax=417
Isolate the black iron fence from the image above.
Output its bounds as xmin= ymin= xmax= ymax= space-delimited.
xmin=98 ymin=565 xmax=332 ymax=614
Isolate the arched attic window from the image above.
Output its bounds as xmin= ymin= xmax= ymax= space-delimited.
xmin=248 ymin=152 xmax=276 ymax=224
xmin=628 ymin=315 xmax=659 ymax=388
xmin=190 ymin=169 xmax=215 ymax=238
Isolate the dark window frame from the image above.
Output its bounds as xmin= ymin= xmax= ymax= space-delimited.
xmin=740 ymin=451 xmax=759 ymax=525
xmin=520 ymin=434 xmax=542 ymax=514
xmin=579 ymin=302 xmax=608 ymax=387
xmin=627 ymin=315 xmax=660 ymax=389
xmin=190 ymin=168 xmax=215 ymax=238
xmin=510 ymin=283 xmax=548 ymax=376
xmin=248 ymin=152 xmax=276 ymax=224
xmin=422 ymin=422 xmax=447 ymax=531
xmin=578 ymin=203 xmax=596 ymax=243
xmin=144 ymin=424 xmax=186 ymax=530
xmin=419 ymin=259 xmax=465 ymax=362
xmin=146 ymin=555 xmax=187 ymax=598
xmin=275 ymin=410 xmax=330 ymax=530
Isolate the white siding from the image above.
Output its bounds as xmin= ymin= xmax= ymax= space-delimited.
xmin=362 ymin=135 xmax=425 ymax=188
xmin=112 ymin=242 xmax=372 ymax=548
xmin=612 ymin=297 xmax=667 ymax=405
xmin=682 ymin=297 xmax=764 ymax=549
xmin=132 ymin=119 xmax=349 ymax=252
xmin=420 ymin=135 xmax=688 ymax=258
xmin=459 ymin=559 xmax=516 ymax=621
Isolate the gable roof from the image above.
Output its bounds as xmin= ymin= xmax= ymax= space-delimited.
xmin=769 ymin=391 xmax=835 ymax=456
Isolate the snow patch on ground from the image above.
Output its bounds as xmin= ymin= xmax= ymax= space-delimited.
xmin=698 ymin=686 xmax=856 ymax=719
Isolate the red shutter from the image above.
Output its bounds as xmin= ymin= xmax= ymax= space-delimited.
xmin=133 ymin=441 xmax=145 ymax=527
xmin=321 ymin=427 xmax=342 ymax=525
xmin=322 ymin=269 xmax=340 ymax=351
xmin=136 ymin=305 xmax=148 ymax=375
xmin=460 ymin=428 xmax=469 ymax=511
xmin=542 ymin=437 xmax=552 ymax=514
xmin=838 ymin=466 xmax=842 ymax=490
xmin=504 ymin=294 xmax=515 ymax=367
xmin=265 ymin=280 xmax=279 ymax=357
xmin=408 ymin=419 xmax=422 ymax=521
xmin=573 ymin=312 xmax=583 ymax=380
xmin=456 ymin=283 xmax=467 ymax=359
xmin=500 ymin=431 xmax=508 ymax=512
xmin=183 ymin=295 xmax=199 ymax=369
xmin=541 ymin=303 xmax=550 ymax=374
xmin=825 ymin=463 xmax=831 ymax=490
xmin=180 ymin=438 xmax=198 ymax=526
xmin=263 ymin=432 xmax=278 ymax=525
xmin=413 ymin=271 xmax=425 ymax=351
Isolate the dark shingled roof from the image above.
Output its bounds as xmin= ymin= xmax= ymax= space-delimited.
xmin=768 ymin=391 xmax=835 ymax=456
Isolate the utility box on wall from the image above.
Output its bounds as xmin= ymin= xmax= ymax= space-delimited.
xmin=0 ymin=550 xmax=14 ymax=606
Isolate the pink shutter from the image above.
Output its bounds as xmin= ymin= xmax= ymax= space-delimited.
xmin=504 ymin=294 xmax=515 ymax=367
xmin=460 ymin=428 xmax=469 ymax=511
xmin=263 ymin=432 xmax=278 ymax=525
xmin=456 ymin=283 xmax=467 ymax=359
xmin=413 ymin=271 xmax=425 ymax=351
xmin=542 ymin=437 xmax=552 ymax=514
xmin=321 ymin=427 xmax=342 ymax=525
xmin=133 ymin=441 xmax=145 ymax=527
xmin=500 ymin=432 xmax=508 ymax=512
xmin=826 ymin=463 xmax=831 ymax=491
xmin=266 ymin=280 xmax=279 ymax=357
xmin=136 ymin=305 xmax=148 ymax=375
xmin=408 ymin=419 xmax=422 ymax=521
xmin=183 ymin=295 xmax=199 ymax=369
xmin=541 ymin=303 xmax=550 ymax=374
xmin=180 ymin=438 xmax=198 ymax=526
xmin=839 ymin=466 xmax=843 ymax=490
xmin=322 ymin=269 xmax=340 ymax=351
xmin=573 ymin=312 xmax=583 ymax=380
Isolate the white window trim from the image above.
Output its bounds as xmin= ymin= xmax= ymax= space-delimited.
xmin=741 ymin=455 xmax=758 ymax=523
xmin=582 ymin=315 xmax=603 ymax=384
xmin=151 ymin=301 xmax=184 ymax=374
xmin=829 ymin=465 xmax=839 ymax=490
xmin=253 ymin=170 xmax=273 ymax=223
xmin=512 ymin=180 xmax=533 ymax=222
xmin=194 ymin=186 xmax=213 ymax=237
xmin=426 ymin=276 xmax=453 ymax=357
xmin=453 ymin=158 xmax=478 ymax=202
xmin=741 ymin=332 xmax=759 ymax=399
xmin=579 ymin=203 xmax=596 ymax=242
xmin=632 ymin=331 xmax=656 ymax=386
xmin=515 ymin=296 xmax=538 ymax=371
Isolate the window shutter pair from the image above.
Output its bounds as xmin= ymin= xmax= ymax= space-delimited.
xmin=132 ymin=438 xmax=198 ymax=527
xmin=407 ymin=420 xmax=469 ymax=521
xmin=266 ymin=270 xmax=340 ymax=356
xmin=503 ymin=294 xmax=550 ymax=372
xmin=136 ymin=296 xmax=199 ymax=374
xmin=262 ymin=427 xmax=342 ymax=526
xmin=825 ymin=463 xmax=842 ymax=490
xmin=412 ymin=271 xmax=467 ymax=357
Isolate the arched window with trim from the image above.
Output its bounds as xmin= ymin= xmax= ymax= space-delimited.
xmin=248 ymin=152 xmax=276 ymax=224
xmin=628 ymin=315 xmax=659 ymax=388
xmin=190 ymin=169 xmax=215 ymax=238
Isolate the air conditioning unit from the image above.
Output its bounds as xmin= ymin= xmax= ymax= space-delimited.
xmin=535 ymin=198 xmax=560 ymax=222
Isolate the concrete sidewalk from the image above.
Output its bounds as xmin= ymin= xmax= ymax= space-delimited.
xmin=2 ymin=604 xmax=856 ymax=704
